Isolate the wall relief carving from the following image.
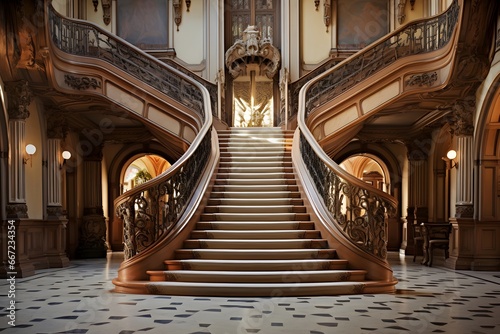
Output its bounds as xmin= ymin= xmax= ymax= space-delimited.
xmin=64 ymin=75 xmax=101 ymax=90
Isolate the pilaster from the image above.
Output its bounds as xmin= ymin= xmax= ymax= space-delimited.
xmin=77 ymin=145 xmax=107 ymax=258
xmin=5 ymin=80 xmax=33 ymax=219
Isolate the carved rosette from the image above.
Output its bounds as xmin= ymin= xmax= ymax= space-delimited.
xmin=225 ymin=26 xmax=281 ymax=79
xmin=5 ymin=80 xmax=34 ymax=120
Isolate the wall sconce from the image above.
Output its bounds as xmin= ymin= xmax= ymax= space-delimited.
xmin=443 ymin=149 xmax=457 ymax=169
xmin=24 ymin=144 xmax=36 ymax=167
xmin=185 ymin=0 xmax=191 ymax=12
xmin=92 ymin=0 xmax=99 ymax=12
xmin=60 ymin=150 xmax=71 ymax=169
xmin=314 ymin=0 xmax=320 ymax=10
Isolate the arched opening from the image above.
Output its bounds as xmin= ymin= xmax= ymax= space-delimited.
xmin=121 ymin=154 xmax=171 ymax=194
xmin=337 ymin=148 xmax=402 ymax=251
xmin=340 ymin=154 xmax=391 ymax=194
xmin=109 ymin=151 xmax=172 ymax=251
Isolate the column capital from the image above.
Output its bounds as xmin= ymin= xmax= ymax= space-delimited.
xmin=5 ymin=80 xmax=34 ymax=120
xmin=446 ymin=96 xmax=475 ymax=137
xmin=47 ymin=109 xmax=69 ymax=139
xmin=6 ymin=203 xmax=28 ymax=218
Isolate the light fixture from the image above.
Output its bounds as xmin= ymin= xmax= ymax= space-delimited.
xmin=314 ymin=0 xmax=320 ymax=11
xmin=60 ymin=150 xmax=72 ymax=169
xmin=443 ymin=149 xmax=457 ymax=169
xmin=24 ymin=144 xmax=36 ymax=167
xmin=92 ymin=0 xmax=99 ymax=12
xmin=185 ymin=0 xmax=191 ymax=12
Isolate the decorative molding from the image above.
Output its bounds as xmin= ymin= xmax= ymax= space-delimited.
xmin=101 ymin=0 xmax=111 ymax=25
xmin=225 ymin=25 xmax=281 ymax=79
xmin=5 ymin=80 xmax=33 ymax=120
xmin=407 ymin=72 xmax=438 ymax=87
xmin=64 ymin=75 xmax=101 ymax=90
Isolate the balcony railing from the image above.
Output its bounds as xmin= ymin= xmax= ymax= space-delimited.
xmin=48 ymin=6 xmax=218 ymax=120
xmin=47 ymin=4 xmax=214 ymax=260
xmin=304 ymin=0 xmax=459 ymax=117
xmin=297 ymin=0 xmax=459 ymax=259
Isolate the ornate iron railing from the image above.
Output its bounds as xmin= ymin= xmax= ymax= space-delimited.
xmin=47 ymin=4 xmax=214 ymax=260
xmin=281 ymin=59 xmax=341 ymax=124
xmin=297 ymin=0 xmax=459 ymax=259
xmin=300 ymin=134 xmax=395 ymax=259
xmin=48 ymin=6 xmax=219 ymax=119
xmin=304 ymin=0 xmax=459 ymax=117
xmin=116 ymin=130 xmax=212 ymax=259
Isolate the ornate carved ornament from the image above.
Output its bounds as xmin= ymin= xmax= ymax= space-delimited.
xmin=225 ymin=25 xmax=281 ymax=79
xmin=407 ymin=71 xmax=438 ymax=87
xmin=398 ymin=0 xmax=416 ymax=24
xmin=64 ymin=75 xmax=101 ymax=90
xmin=446 ymin=96 xmax=475 ymax=137
xmin=46 ymin=109 xmax=69 ymax=139
xmin=5 ymin=80 xmax=34 ymax=120
xmin=102 ymin=0 xmax=111 ymax=25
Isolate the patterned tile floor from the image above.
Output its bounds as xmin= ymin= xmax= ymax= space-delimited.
xmin=1 ymin=252 xmax=500 ymax=334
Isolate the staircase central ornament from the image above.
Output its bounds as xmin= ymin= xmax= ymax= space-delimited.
xmin=225 ymin=26 xmax=281 ymax=79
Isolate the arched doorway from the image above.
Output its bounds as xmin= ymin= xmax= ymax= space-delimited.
xmin=224 ymin=0 xmax=281 ymax=127
xmin=340 ymin=154 xmax=391 ymax=194
xmin=120 ymin=154 xmax=171 ymax=194
xmin=109 ymin=153 xmax=171 ymax=251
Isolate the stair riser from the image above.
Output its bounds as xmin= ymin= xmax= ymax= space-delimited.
xmin=148 ymin=270 xmax=366 ymax=283
xmin=164 ymin=260 xmax=347 ymax=271
xmin=209 ymin=191 xmax=301 ymax=199
xmin=174 ymin=249 xmax=335 ymax=260
xmin=195 ymin=222 xmax=315 ymax=230
xmin=211 ymin=185 xmax=299 ymax=192
xmin=200 ymin=213 xmax=310 ymax=221
xmin=183 ymin=239 xmax=327 ymax=249
xmin=204 ymin=206 xmax=307 ymax=214
xmin=190 ymin=230 xmax=320 ymax=239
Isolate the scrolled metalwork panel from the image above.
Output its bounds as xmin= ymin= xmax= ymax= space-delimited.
xmin=303 ymin=0 xmax=459 ymax=118
xmin=299 ymin=133 xmax=395 ymax=259
xmin=48 ymin=6 xmax=208 ymax=120
xmin=118 ymin=129 xmax=212 ymax=259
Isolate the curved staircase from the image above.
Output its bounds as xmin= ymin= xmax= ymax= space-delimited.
xmin=145 ymin=128 xmax=380 ymax=297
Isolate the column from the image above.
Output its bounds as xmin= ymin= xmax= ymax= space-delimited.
xmin=76 ymin=145 xmax=107 ymax=258
xmin=446 ymin=97 xmax=475 ymax=270
xmin=401 ymin=135 xmax=430 ymax=255
xmin=5 ymin=81 xmax=33 ymax=218
xmin=44 ymin=112 xmax=70 ymax=267
xmin=455 ymin=136 xmax=474 ymax=217
xmin=4 ymin=80 xmax=35 ymax=277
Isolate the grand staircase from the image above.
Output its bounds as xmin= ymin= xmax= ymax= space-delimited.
xmin=145 ymin=128 xmax=376 ymax=296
